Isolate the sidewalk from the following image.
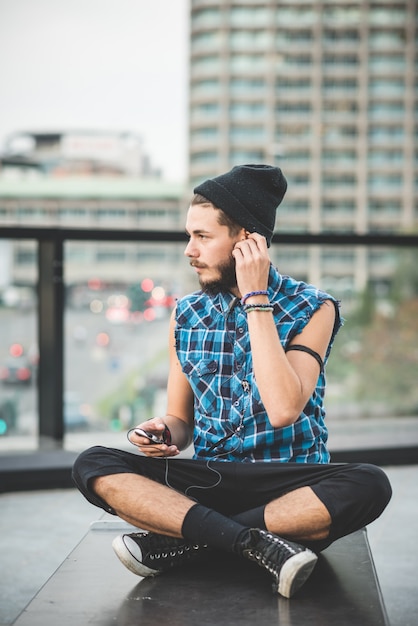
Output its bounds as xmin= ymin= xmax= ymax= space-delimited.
xmin=0 ymin=465 xmax=417 ymax=626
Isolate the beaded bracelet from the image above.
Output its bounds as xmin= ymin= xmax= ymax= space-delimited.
xmin=240 ymin=290 xmax=269 ymax=305
xmin=244 ymin=303 xmax=274 ymax=313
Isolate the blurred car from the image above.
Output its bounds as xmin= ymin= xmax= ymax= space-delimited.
xmin=64 ymin=392 xmax=90 ymax=431
xmin=0 ymin=356 xmax=33 ymax=385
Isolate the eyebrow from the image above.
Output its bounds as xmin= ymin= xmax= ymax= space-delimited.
xmin=185 ymin=228 xmax=211 ymax=236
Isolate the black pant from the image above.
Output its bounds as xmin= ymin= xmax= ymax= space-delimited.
xmin=72 ymin=446 xmax=392 ymax=551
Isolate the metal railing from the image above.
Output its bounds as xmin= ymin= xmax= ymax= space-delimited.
xmin=1 ymin=225 xmax=418 ymax=464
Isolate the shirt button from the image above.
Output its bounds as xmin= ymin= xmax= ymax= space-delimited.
xmin=234 ymin=400 xmax=240 ymax=406
xmin=237 ymin=327 xmax=244 ymax=334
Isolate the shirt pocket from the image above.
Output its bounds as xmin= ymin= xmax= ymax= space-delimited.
xmin=182 ymin=358 xmax=221 ymax=416
xmin=183 ymin=358 xmax=218 ymax=379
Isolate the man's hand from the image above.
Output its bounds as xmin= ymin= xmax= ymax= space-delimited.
xmin=232 ymin=233 xmax=270 ymax=298
xmin=128 ymin=417 xmax=180 ymax=457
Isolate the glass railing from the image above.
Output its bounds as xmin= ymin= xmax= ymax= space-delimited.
xmin=0 ymin=227 xmax=417 ymax=463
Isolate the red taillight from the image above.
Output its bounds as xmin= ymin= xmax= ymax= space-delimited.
xmin=17 ymin=367 xmax=31 ymax=381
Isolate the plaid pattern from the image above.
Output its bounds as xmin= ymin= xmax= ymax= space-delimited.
xmin=175 ymin=265 xmax=342 ymax=463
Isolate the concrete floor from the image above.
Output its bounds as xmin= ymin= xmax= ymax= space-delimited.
xmin=0 ymin=465 xmax=417 ymax=626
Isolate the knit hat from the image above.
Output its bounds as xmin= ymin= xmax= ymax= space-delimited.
xmin=193 ymin=164 xmax=287 ymax=246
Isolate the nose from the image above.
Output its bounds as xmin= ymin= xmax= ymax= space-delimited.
xmin=184 ymin=238 xmax=197 ymax=258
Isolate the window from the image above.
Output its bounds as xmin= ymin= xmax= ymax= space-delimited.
xmin=322 ymin=78 xmax=358 ymax=91
xmin=191 ymin=31 xmax=221 ymax=50
xmin=276 ymin=7 xmax=316 ymax=25
xmin=191 ymin=151 xmax=218 ymax=164
xmin=229 ymin=150 xmax=264 ymax=163
xmin=229 ymin=101 xmax=266 ymax=119
xmin=323 ymin=29 xmax=360 ymax=44
xmin=191 ymin=127 xmax=219 ymax=141
xmin=229 ymin=30 xmax=271 ymax=49
xmin=323 ymin=126 xmax=358 ymax=145
xmin=230 ymin=6 xmax=269 ymax=26
xmin=191 ymin=102 xmax=220 ymax=118
xmin=368 ymin=150 xmax=403 ymax=166
xmin=369 ymin=78 xmax=404 ymax=97
xmin=229 ymin=54 xmax=267 ymax=72
xmin=369 ymin=6 xmax=406 ymax=26
xmin=191 ymin=55 xmax=221 ymax=74
xmin=278 ymin=200 xmax=309 ymax=213
xmin=229 ymin=126 xmax=266 ymax=142
xmin=369 ymin=29 xmax=406 ymax=49
xmin=323 ymin=200 xmax=355 ymax=213
xmin=96 ymin=248 xmax=127 ymax=262
xmin=276 ymin=29 xmax=312 ymax=46
xmin=322 ymin=174 xmax=357 ymax=186
xmin=322 ymin=250 xmax=355 ymax=263
xmin=369 ymin=54 xmax=405 ymax=72
xmin=323 ymin=100 xmax=358 ymax=114
xmin=368 ymin=173 xmax=403 ymax=190
xmin=279 ymin=54 xmax=312 ymax=69
xmin=230 ymin=78 xmax=265 ymax=94
xmin=368 ymin=102 xmax=404 ymax=117
xmin=277 ymin=77 xmax=311 ymax=90
xmin=368 ymin=126 xmax=404 ymax=142
xmin=323 ymin=53 xmax=358 ymax=67
xmin=192 ymin=8 xmax=221 ymax=27
xmin=276 ymin=101 xmax=311 ymax=114
xmin=369 ymin=200 xmax=401 ymax=214
xmin=322 ymin=150 xmax=357 ymax=164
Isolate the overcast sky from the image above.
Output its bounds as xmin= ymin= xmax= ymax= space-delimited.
xmin=0 ymin=0 xmax=189 ymax=181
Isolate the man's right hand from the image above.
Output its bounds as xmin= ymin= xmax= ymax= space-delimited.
xmin=127 ymin=418 xmax=180 ymax=457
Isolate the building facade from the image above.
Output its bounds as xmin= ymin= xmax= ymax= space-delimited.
xmin=189 ymin=0 xmax=417 ymax=294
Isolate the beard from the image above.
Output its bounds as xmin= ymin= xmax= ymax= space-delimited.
xmin=198 ymin=256 xmax=237 ymax=296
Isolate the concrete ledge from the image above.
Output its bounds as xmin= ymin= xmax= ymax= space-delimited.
xmin=0 ymin=451 xmax=78 ymax=492
xmin=13 ymin=523 xmax=388 ymax=626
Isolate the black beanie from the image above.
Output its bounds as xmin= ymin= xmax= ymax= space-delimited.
xmin=193 ymin=164 xmax=287 ymax=246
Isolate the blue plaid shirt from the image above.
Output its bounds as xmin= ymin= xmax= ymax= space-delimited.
xmin=175 ymin=265 xmax=342 ymax=463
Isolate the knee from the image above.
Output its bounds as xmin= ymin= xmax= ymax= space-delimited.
xmin=359 ymin=463 xmax=392 ymax=515
xmin=72 ymin=445 xmax=106 ymax=477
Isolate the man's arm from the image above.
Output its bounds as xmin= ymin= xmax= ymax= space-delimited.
xmin=129 ymin=309 xmax=195 ymax=457
xmin=233 ymin=233 xmax=336 ymax=428
xmin=247 ymin=299 xmax=336 ymax=427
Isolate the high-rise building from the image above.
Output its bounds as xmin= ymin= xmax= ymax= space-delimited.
xmin=188 ymin=0 xmax=417 ymax=294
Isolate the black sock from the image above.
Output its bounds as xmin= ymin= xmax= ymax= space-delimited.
xmin=231 ymin=505 xmax=267 ymax=530
xmin=182 ymin=503 xmax=250 ymax=553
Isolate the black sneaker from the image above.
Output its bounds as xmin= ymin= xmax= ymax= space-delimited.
xmin=238 ymin=528 xmax=318 ymax=598
xmin=112 ymin=531 xmax=206 ymax=577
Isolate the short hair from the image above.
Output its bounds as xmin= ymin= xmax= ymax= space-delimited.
xmin=190 ymin=193 xmax=242 ymax=238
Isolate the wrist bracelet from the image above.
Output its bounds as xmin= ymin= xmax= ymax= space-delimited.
xmin=241 ymin=290 xmax=269 ymax=305
xmin=244 ymin=303 xmax=274 ymax=313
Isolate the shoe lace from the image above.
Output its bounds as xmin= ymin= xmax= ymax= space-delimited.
xmin=131 ymin=532 xmax=201 ymax=561
xmin=246 ymin=531 xmax=299 ymax=580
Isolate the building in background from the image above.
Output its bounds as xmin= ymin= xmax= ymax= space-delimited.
xmin=0 ymin=130 xmax=161 ymax=178
xmin=189 ymin=0 xmax=417 ymax=295
xmin=0 ymin=130 xmax=161 ymax=179
xmin=0 ymin=177 xmax=187 ymax=296
xmin=0 ymin=131 xmax=186 ymax=298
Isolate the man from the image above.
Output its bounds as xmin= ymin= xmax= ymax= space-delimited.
xmin=73 ymin=164 xmax=391 ymax=598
